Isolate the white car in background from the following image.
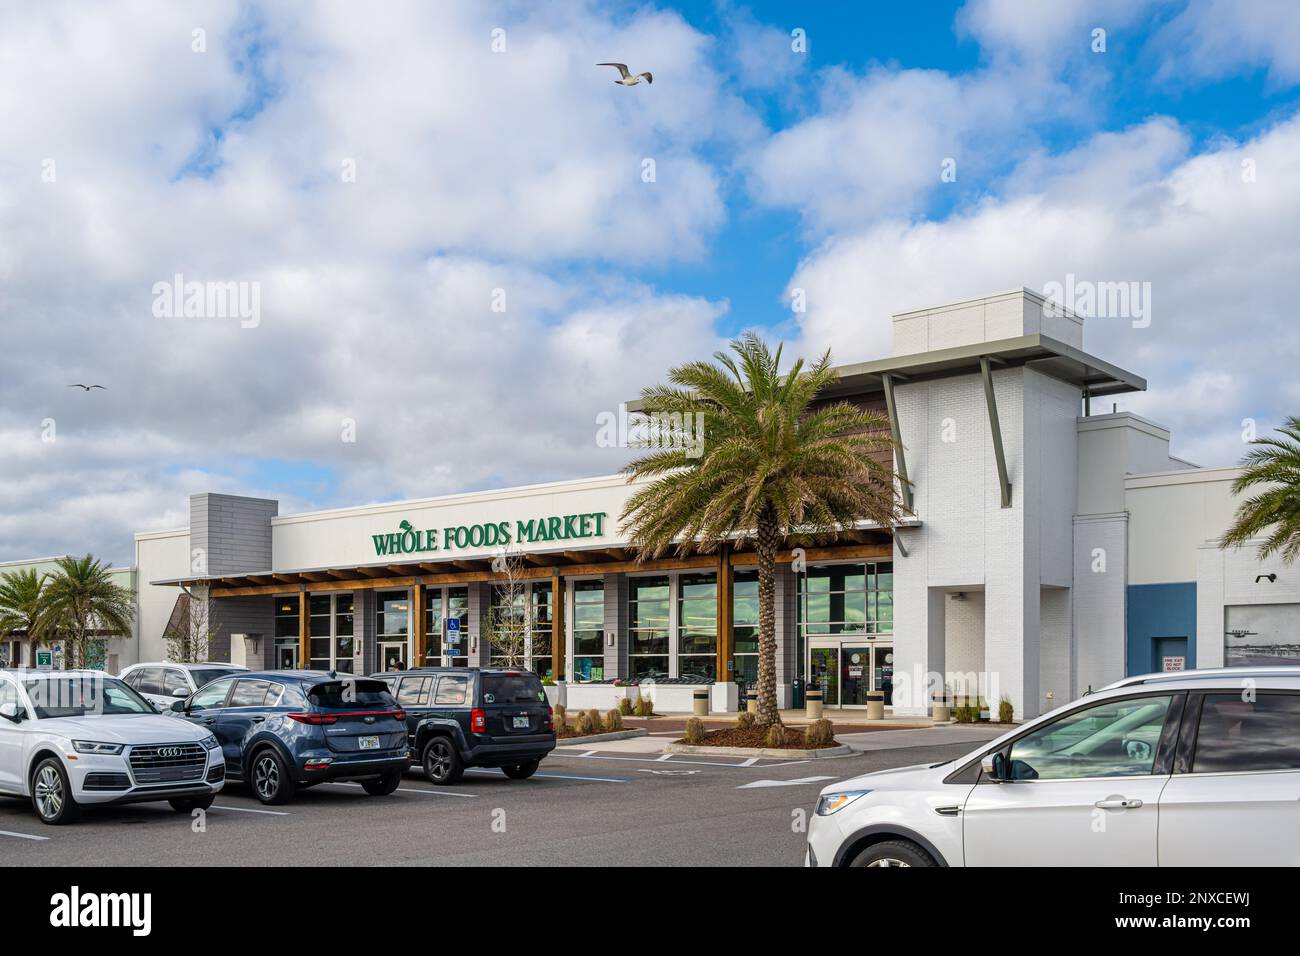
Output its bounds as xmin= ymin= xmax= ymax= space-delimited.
xmin=0 ymin=670 xmax=225 ymax=824
xmin=118 ymin=661 xmax=248 ymax=712
xmin=807 ymin=667 xmax=1300 ymax=866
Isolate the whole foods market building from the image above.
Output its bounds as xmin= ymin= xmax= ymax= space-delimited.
xmin=126 ymin=289 xmax=1296 ymax=719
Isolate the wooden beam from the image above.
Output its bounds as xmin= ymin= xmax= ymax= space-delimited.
xmin=412 ymin=583 xmax=426 ymax=667
xmin=298 ymin=589 xmax=309 ymax=669
xmin=561 ymin=551 xmax=591 ymax=564
xmin=716 ymin=544 xmax=732 ymax=684
xmin=551 ymin=573 xmax=565 ymax=681
xmin=602 ymin=547 xmax=630 ymax=561
xmin=298 ymin=571 xmax=332 ymax=583
xmin=386 ymin=564 xmax=421 ymax=576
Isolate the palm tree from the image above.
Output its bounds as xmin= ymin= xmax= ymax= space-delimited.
xmin=0 ymin=569 xmax=50 ymax=667
xmin=1221 ymin=416 xmax=1300 ymax=562
xmin=621 ymin=333 xmax=905 ymax=727
xmin=41 ymin=555 xmax=134 ymax=669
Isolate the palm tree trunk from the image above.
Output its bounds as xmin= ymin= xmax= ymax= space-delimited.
xmin=755 ymin=507 xmax=782 ymax=728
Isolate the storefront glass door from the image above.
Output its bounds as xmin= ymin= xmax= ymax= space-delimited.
xmin=808 ymin=641 xmax=892 ymax=707
xmin=809 ymin=645 xmax=839 ymax=706
xmin=379 ymin=642 xmax=407 ymax=672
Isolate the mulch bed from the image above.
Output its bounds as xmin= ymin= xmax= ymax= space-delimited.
xmin=676 ymin=726 xmax=839 ymax=750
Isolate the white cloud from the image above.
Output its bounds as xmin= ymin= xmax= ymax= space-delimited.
xmin=1152 ymin=0 xmax=1300 ymax=85
xmin=785 ymin=114 xmax=1300 ymax=467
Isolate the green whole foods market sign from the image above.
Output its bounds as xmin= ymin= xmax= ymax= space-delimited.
xmin=372 ymin=513 xmax=608 ymax=557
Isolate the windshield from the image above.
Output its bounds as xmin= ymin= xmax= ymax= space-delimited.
xmin=482 ymin=673 xmax=546 ymax=704
xmin=190 ymin=668 xmax=241 ymax=689
xmin=23 ymin=676 xmax=155 ymax=719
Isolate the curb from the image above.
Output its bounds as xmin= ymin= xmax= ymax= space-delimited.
xmin=555 ymin=728 xmax=648 ymax=747
xmin=664 ymin=742 xmax=854 ymax=759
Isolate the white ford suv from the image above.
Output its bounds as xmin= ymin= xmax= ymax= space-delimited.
xmin=807 ymin=667 xmax=1300 ymax=866
xmin=118 ymin=661 xmax=248 ymax=711
xmin=0 ymin=669 xmax=225 ymax=824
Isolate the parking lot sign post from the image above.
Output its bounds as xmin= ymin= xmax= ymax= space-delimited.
xmin=36 ymin=649 xmax=53 ymax=671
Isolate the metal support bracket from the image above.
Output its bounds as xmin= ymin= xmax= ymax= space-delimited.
xmin=979 ymin=356 xmax=1012 ymax=508
xmin=881 ymin=372 xmax=914 ymax=512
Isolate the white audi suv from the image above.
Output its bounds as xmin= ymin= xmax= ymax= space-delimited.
xmin=807 ymin=667 xmax=1300 ymax=866
xmin=0 ymin=669 xmax=225 ymax=824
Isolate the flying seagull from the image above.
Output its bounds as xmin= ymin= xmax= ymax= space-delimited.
xmin=67 ymin=384 xmax=106 ymax=391
xmin=598 ymin=63 xmax=652 ymax=86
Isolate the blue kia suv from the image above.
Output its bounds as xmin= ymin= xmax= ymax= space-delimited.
xmin=172 ymin=671 xmax=409 ymax=805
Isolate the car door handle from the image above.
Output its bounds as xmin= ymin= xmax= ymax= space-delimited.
xmin=1095 ymin=798 xmax=1143 ymax=810
xmin=251 ymin=716 xmax=265 ymax=723
xmin=202 ymin=717 xmax=217 ymax=725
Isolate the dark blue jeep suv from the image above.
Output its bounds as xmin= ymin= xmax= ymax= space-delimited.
xmin=173 ymin=670 xmax=409 ymax=805
xmin=371 ymin=668 xmax=555 ymax=784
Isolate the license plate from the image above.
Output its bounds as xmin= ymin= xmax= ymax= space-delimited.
xmin=358 ymin=735 xmax=380 ymax=750
xmin=512 ymin=716 xmax=529 ymax=729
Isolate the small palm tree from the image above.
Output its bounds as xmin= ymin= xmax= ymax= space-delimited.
xmin=0 ymin=569 xmax=50 ymax=667
xmin=41 ymin=555 xmax=135 ymax=670
xmin=1221 ymin=416 xmax=1300 ymax=562
xmin=621 ymin=333 xmax=905 ymax=727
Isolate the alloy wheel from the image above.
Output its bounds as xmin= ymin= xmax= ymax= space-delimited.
xmin=34 ymin=766 xmax=63 ymax=820
xmin=253 ymin=756 xmax=279 ymax=800
xmin=866 ymin=857 xmax=911 ymax=867
xmin=426 ymin=742 xmax=450 ymax=779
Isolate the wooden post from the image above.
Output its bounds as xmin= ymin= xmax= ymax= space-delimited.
xmin=298 ymin=588 xmax=309 ymax=669
xmin=551 ymin=573 xmax=565 ymax=680
xmin=412 ymin=583 xmax=426 ymax=667
xmin=716 ymin=544 xmax=732 ymax=682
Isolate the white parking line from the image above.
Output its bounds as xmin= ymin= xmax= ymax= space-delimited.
xmin=210 ymin=804 xmax=290 ymax=816
xmin=567 ymin=752 xmax=812 ymax=770
xmin=0 ymin=829 xmax=49 ymax=841
xmin=322 ymin=781 xmax=476 ymax=798
xmin=737 ymin=775 xmax=836 ymax=789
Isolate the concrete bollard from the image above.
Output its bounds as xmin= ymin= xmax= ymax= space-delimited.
xmin=805 ymin=686 xmax=823 ymax=720
xmin=931 ymin=692 xmax=951 ymax=722
xmin=746 ymin=688 xmax=758 ymax=714
xmin=866 ymin=690 xmax=885 ymax=720
xmin=692 ymin=687 xmax=708 ymax=717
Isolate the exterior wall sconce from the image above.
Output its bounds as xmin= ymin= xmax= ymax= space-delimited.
xmin=1256 ymin=573 xmax=1277 ymax=583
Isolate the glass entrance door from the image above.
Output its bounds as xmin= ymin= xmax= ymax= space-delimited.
xmin=379 ymin=642 xmax=407 ymax=672
xmin=808 ymin=641 xmax=893 ymax=707
xmin=809 ymin=645 xmax=839 ymax=706
xmin=275 ymin=641 xmax=299 ymax=670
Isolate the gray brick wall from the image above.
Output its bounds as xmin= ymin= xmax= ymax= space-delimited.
xmin=190 ymin=494 xmax=278 ymax=576
xmin=355 ymin=589 xmax=377 ymax=674
xmin=468 ymin=582 xmax=491 ymax=665
xmin=212 ymin=595 xmax=275 ymax=668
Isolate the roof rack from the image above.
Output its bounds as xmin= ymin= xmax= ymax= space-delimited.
xmin=1103 ymin=666 xmax=1300 ymax=690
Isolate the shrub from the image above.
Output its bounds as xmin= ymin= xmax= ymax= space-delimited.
xmin=586 ymin=708 xmax=604 ymax=734
xmin=804 ymin=718 xmax=835 ymax=748
xmin=634 ymin=696 xmax=654 ymax=718
xmin=605 ymin=708 xmax=624 ymax=731
xmin=618 ymin=697 xmax=633 ymax=716
xmin=573 ymin=711 xmax=594 ymax=736
xmin=954 ymin=704 xmax=971 ymax=723
xmin=763 ymin=724 xmax=786 ymax=749
xmin=998 ymin=696 xmax=1014 ymax=724
xmin=554 ymin=705 xmax=567 ymax=731
xmin=683 ymin=717 xmax=706 ymax=744
xmin=736 ymin=711 xmax=755 ymax=730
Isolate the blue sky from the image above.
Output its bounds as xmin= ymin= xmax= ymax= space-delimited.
xmin=3 ymin=0 xmax=1300 ymax=564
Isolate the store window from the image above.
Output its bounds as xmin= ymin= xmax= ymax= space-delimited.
xmin=733 ymin=570 xmax=759 ymax=686
xmin=273 ymin=596 xmax=299 ymax=669
xmin=424 ymin=590 xmax=443 ymax=666
xmin=376 ymin=591 xmax=409 ymax=671
xmin=531 ymin=585 xmax=554 ymax=680
xmin=446 ymin=586 xmax=469 ymax=665
xmin=798 ymin=562 xmax=893 ymax=636
xmin=310 ymin=593 xmax=355 ymax=673
xmin=572 ymin=580 xmax=604 ymax=682
xmin=629 ymin=576 xmax=670 ymax=680
xmin=489 ymin=587 xmax=527 ymax=669
xmin=678 ymin=572 xmax=717 ymax=681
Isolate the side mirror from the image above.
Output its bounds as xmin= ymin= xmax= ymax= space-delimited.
xmin=0 ymin=701 xmax=24 ymax=723
xmin=171 ymin=699 xmax=187 ymax=713
xmin=172 ymin=687 xmax=190 ymax=698
xmin=981 ymin=752 xmax=1008 ymax=782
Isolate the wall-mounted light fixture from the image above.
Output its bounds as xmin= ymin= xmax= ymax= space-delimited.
xmin=607 ymin=632 xmax=616 ymax=646
xmin=1256 ymin=573 xmax=1278 ymax=583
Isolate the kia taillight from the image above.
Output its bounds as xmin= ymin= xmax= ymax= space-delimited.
xmin=545 ymin=705 xmax=554 ymax=732
xmin=288 ymin=712 xmax=337 ymax=725
xmin=471 ymin=708 xmax=486 ymax=734
xmin=393 ymin=709 xmax=407 ymax=721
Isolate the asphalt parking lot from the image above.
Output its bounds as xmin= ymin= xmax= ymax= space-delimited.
xmin=0 ymin=728 xmax=1001 ymax=866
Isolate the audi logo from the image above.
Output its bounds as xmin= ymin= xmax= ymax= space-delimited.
xmin=157 ymin=746 xmax=184 ymax=758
